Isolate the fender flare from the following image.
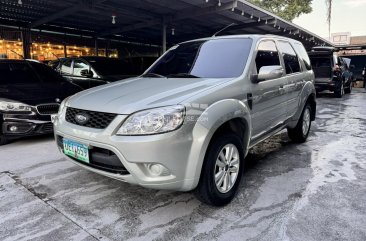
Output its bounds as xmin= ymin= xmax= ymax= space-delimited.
xmin=184 ymin=99 xmax=252 ymax=190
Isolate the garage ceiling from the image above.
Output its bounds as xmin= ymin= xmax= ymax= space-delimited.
xmin=0 ymin=0 xmax=333 ymax=48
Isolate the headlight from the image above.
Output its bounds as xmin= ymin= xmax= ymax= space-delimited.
xmin=58 ymin=97 xmax=70 ymax=115
xmin=0 ymin=100 xmax=32 ymax=113
xmin=117 ymin=105 xmax=185 ymax=135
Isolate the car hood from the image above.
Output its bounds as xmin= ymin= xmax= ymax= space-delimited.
xmin=67 ymin=77 xmax=231 ymax=114
xmin=100 ymin=74 xmax=137 ymax=82
xmin=0 ymin=82 xmax=82 ymax=106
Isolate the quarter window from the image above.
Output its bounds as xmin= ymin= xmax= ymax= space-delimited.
xmin=293 ymin=43 xmax=312 ymax=70
xmin=255 ymin=41 xmax=281 ymax=73
xmin=277 ymin=41 xmax=301 ymax=74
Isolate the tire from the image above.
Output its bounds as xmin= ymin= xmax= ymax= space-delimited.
xmin=287 ymin=103 xmax=312 ymax=143
xmin=334 ymin=81 xmax=344 ymax=98
xmin=344 ymin=81 xmax=352 ymax=94
xmin=0 ymin=134 xmax=8 ymax=146
xmin=194 ymin=133 xmax=245 ymax=206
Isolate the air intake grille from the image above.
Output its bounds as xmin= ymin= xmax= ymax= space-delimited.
xmin=65 ymin=107 xmax=117 ymax=129
xmin=36 ymin=103 xmax=60 ymax=115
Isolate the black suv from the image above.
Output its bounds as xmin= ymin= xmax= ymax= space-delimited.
xmin=0 ymin=60 xmax=82 ymax=145
xmin=308 ymin=47 xmax=353 ymax=97
xmin=56 ymin=56 xmax=140 ymax=89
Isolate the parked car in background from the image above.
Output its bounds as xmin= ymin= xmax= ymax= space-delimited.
xmin=56 ymin=56 xmax=139 ymax=89
xmin=53 ymin=35 xmax=316 ymax=206
xmin=308 ymin=47 xmax=353 ymax=97
xmin=0 ymin=60 xmax=82 ymax=145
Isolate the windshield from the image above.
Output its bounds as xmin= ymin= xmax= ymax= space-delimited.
xmin=146 ymin=38 xmax=253 ymax=78
xmin=88 ymin=58 xmax=137 ymax=76
xmin=0 ymin=62 xmax=40 ymax=84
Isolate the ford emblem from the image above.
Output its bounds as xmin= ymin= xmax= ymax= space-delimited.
xmin=75 ymin=113 xmax=89 ymax=124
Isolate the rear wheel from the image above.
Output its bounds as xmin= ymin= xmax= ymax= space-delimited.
xmin=194 ymin=133 xmax=244 ymax=206
xmin=334 ymin=81 xmax=344 ymax=98
xmin=344 ymin=80 xmax=352 ymax=94
xmin=287 ymin=103 xmax=312 ymax=143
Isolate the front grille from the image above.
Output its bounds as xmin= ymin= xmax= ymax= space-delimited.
xmin=36 ymin=103 xmax=60 ymax=115
xmin=57 ymin=136 xmax=129 ymax=175
xmin=65 ymin=107 xmax=117 ymax=129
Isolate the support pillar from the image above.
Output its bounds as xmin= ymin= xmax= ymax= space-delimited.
xmin=21 ymin=28 xmax=31 ymax=59
xmin=95 ymin=38 xmax=99 ymax=56
xmin=105 ymin=39 xmax=110 ymax=57
xmin=162 ymin=23 xmax=167 ymax=54
xmin=63 ymin=44 xmax=67 ymax=57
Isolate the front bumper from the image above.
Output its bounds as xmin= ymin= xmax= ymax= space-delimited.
xmin=1 ymin=112 xmax=53 ymax=139
xmin=53 ymin=110 xmax=200 ymax=191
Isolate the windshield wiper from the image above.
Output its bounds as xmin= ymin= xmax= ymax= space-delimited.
xmin=141 ymin=73 xmax=166 ymax=78
xmin=166 ymin=73 xmax=200 ymax=78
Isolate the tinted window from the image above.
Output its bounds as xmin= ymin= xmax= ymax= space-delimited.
xmin=277 ymin=41 xmax=301 ymax=74
xmin=294 ymin=43 xmax=312 ymax=70
xmin=310 ymin=57 xmax=332 ymax=68
xmin=147 ymin=38 xmax=253 ymax=78
xmin=88 ymin=58 xmax=137 ymax=76
xmin=29 ymin=62 xmax=65 ymax=83
xmin=255 ymin=40 xmax=281 ymax=72
xmin=0 ymin=62 xmax=40 ymax=84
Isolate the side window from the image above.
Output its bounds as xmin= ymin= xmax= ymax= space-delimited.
xmin=60 ymin=59 xmax=73 ymax=75
xmin=277 ymin=41 xmax=301 ymax=74
xmin=73 ymin=59 xmax=93 ymax=77
xmin=293 ymin=43 xmax=312 ymax=70
xmin=255 ymin=40 xmax=281 ymax=73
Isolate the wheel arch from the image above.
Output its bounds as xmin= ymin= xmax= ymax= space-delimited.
xmin=185 ymin=99 xmax=251 ymax=190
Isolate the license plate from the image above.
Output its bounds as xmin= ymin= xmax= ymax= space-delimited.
xmin=63 ymin=139 xmax=89 ymax=163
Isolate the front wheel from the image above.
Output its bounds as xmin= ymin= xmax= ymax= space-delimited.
xmin=287 ymin=104 xmax=312 ymax=143
xmin=194 ymin=133 xmax=245 ymax=206
xmin=0 ymin=134 xmax=8 ymax=146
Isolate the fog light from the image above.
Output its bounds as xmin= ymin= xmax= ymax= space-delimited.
xmin=9 ymin=126 xmax=18 ymax=132
xmin=147 ymin=164 xmax=170 ymax=176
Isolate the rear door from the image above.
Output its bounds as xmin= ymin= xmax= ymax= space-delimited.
xmin=250 ymin=40 xmax=288 ymax=140
xmin=276 ymin=41 xmax=304 ymax=118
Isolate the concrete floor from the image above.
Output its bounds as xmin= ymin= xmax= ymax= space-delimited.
xmin=1 ymin=89 xmax=366 ymax=241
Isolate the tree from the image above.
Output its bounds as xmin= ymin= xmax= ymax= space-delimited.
xmin=248 ymin=0 xmax=313 ymax=21
xmin=325 ymin=0 xmax=332 ymax=38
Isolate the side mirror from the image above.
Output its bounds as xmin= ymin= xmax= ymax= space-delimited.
xmin=80 ymin=69 xmax=93 ymax=78
xmin=252 ymin=65 xmax=284 ymax=83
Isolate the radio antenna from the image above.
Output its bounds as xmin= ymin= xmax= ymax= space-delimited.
xmin=212 ymin=23 xmax=236 ymax=37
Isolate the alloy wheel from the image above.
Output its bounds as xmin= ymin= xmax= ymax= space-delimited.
xmin=302 ymin=108 xmax=311 ymax=136
xmin=214 ymin=144 xmax=240 ymax=193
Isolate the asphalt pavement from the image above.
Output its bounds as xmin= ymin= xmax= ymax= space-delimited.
xmin=1 ymin=89 xmax=366 ymax=241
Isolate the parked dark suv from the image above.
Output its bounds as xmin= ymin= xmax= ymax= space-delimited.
xmin=0 ymin=60 xmax=82 ymax=145
xmin=56 ymin=56 xmax=139 ymax=89
xmin=308 ymin=47 xmax=353 ymax=97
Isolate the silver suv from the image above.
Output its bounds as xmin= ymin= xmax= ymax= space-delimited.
xmin=53 ymin=35 xmax=316 ymax=206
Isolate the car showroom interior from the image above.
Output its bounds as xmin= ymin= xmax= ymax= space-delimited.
xmin=1 ymin=0 xmax=366 ymax=240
